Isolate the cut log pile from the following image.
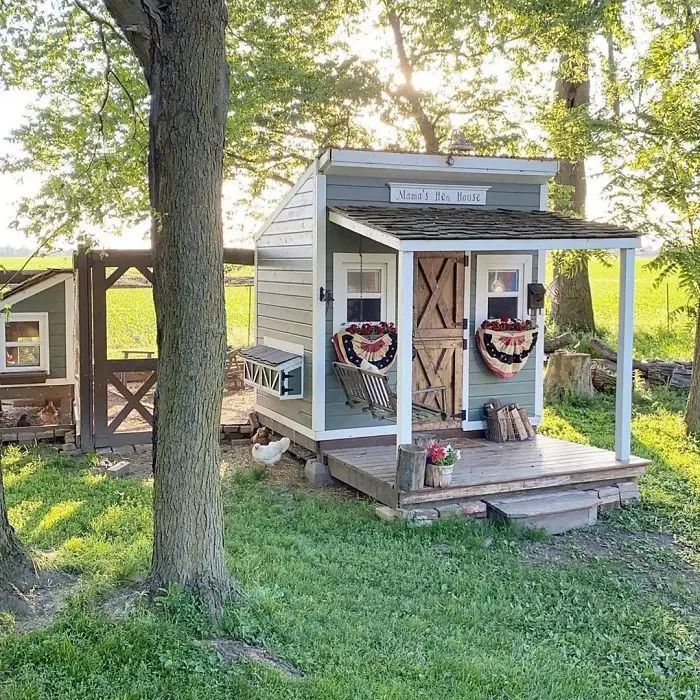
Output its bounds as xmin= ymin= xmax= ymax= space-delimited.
xmin=543 ymin=336 xmax=693 ymax=395
xmin=483 ymin=399 xmax=536 ymax=442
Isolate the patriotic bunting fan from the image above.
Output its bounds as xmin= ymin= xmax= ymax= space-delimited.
xmin=332 ymin=323 xmax=398 ymax=374
xmin=475 ymin=319 xmax=538 ymax=380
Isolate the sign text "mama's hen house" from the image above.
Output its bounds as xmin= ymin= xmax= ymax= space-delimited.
xmin=388 ymin=183 xmax=490 ymax=206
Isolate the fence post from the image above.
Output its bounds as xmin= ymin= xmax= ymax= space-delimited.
xmin=76 ymin=246 xmax=94 ymax=452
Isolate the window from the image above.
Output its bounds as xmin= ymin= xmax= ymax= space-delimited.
xmin=476 ymin=255 xmax=532 ymax=324
xmin=1 ymin=313 xmax=49 ymax=373
xmin=333 ymin=253 xmax=396 ymax=331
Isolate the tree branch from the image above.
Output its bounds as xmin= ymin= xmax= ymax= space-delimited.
xmin=385 ymin=6 xmax=440 ymax=153
xmin=102 ymin=0 xmax=153 ymax=76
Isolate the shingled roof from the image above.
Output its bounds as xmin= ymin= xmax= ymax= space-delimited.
xmin=329 ymin=205 xmax=639 ymax=241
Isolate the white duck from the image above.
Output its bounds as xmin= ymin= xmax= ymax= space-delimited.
xmin=251 ymin=436 xmax=290 ymax=466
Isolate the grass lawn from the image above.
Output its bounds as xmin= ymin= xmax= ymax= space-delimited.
xmin=1 ymin=385 xmax=699 ymax=698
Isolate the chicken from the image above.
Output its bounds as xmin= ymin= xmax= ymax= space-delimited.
xmin=38 ymin=400 xmax=59 ymax=425
xmin=251 ymin=437 xmax=290 ymax=466
xmin=16 ymin=413 xmax=31 ymax=427
xmin=251 ymin=426 xmax=272 ymax=446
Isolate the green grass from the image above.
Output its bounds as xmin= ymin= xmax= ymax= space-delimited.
xmin=1 ymin=386 xmax=700 ymax=698
xmin=548 ymin=257 xmax=695 ymax=360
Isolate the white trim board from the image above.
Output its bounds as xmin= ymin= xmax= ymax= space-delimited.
xmin=64 ymin=276 xmax=76 ymax=383
xmin=399 ymin=237 xmax=640 ymax=252
xmin=320 ymin=148 xmax=558 ymax=182
xmin=534 ymin=250 xmax=546 ymax=421
xmin=461 ymin=253 xmax=471 ymax=431
xmin=311 ymin=167 xmax=326 ymax=433
xmin=328 ymin=210 xmax=400 ymax=250
xmin=1 ymin=272 xmax=73 ymax=307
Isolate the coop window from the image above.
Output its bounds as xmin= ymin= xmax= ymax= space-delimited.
xmin=476 ymin=256 xmax=532 ymax=325
xmin=333 ymin=253 xmax=396 ymax=332
xmin=0 ymin=313 xmax=50 ymax=373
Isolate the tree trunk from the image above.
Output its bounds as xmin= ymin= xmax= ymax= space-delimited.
xmin=685 ymin=307 xmax=700 ymax=434
xmin=551 ymin=260 xmax=596 ymax=332
xmin=544 ymin=352 xmax=595 ymax=402
xmin=551 ymin=60 xmax=596 ymax=333
xmin=0 ymin=464 xmax=30 ymax=583
xmin=103 ymin=0 xmax=237 ymax=616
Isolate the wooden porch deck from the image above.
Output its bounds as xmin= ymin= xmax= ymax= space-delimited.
xmin=324 ymin=435 xmax=651 ymax=509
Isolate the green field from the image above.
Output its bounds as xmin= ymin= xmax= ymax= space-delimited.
xmin=0 ymin=256 xmax=72 ymax=270
xmin=106 ymin=286 xmax=255 ymax=357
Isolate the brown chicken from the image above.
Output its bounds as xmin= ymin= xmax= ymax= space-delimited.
xmin=38 ymin=400 xmax=59 ymax=425
xmin=251 ymin=426 xmax=272 ymax=446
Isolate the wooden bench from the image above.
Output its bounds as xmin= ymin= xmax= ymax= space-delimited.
xmin=332 ymin=362 xmax=447 ymax=422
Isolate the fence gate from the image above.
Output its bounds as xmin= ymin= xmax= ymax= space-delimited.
xmin=77 ymin=249 xmax=157 ymax=451
xmin=76 ymin=246 xmax=254 ymax=452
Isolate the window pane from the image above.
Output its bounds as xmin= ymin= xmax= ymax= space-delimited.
xmin=488 ymin=270 xmax=519 ymax=294
xmin=347 ymin=298 xmax=382 ymax=323
xmin=6 ymin=320 xmax=40 ymax=343
xmin=347 ymin=269 xmax=381 ymax=294
xmin=487 ymin=297 xmax=519 ymax=320
xmin=5 ymin=345 xmax=40 ymax=368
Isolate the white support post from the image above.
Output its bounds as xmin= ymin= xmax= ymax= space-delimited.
xmin=396 ymin=250 xmax=414 ymax=450
xmin=615 ymin=248 xmax=636 ymax=462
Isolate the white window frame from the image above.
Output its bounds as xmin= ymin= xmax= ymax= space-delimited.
xmin=475 ymin=254 xmax=532 ymax=325
xmin=0 ymin=312 xmax=50 ymax=373
xmin=332 ymin=253 xmax=396 ymax=332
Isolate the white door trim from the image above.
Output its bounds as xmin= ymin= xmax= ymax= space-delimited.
xmin=462 ymin=253 xmax=471 ymax=429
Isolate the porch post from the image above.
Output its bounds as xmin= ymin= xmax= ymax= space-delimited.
xmin=396 ymin=250 xmax=414 ymax=449
xmin=615 ymin=247 xmax=636 ymax=462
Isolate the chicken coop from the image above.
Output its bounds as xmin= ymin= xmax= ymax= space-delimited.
xmin=251 ymin=147 xmax=650 ymax=529
xmin=0 ymin=268 xmax=77 ymax=448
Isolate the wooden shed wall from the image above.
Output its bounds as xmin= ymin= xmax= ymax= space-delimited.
xmin=467 ymin=253 xmax=539 ymax=422
xmin=9 ymin=282 xmax=68 ymax=381
xmin=255 ymin=171 xmax=315 ymax=428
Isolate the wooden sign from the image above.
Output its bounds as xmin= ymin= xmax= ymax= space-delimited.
xmin=388 ymin=183 xmax=490 ymax=206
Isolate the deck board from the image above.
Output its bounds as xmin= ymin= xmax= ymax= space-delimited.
xmin=323 ymin=435 xmax=651 ymax=507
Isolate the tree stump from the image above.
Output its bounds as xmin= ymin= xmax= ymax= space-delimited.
xmin=544 ymin=352 xmax=595 ymax=402
xmin=395 ymin=444 xmax=427 ymax=491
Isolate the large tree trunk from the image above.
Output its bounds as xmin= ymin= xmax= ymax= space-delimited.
xmin=551 ymin=63 xmax=596 ymax=333
xmin=149 ymin=0 xmax=235 ymax=614
xmin=105 ymin=0 xmax=237 ymax=616
xmin=0 ymin=465 xmax=30 ymax=583
xmin=686 ymin=307 xmax=700 ymax=435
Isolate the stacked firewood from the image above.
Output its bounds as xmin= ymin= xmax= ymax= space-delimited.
xmin=483 ymin=399 xmax=536 ymax=442
xmin=587 ymin=338 xmax=693 ymax=391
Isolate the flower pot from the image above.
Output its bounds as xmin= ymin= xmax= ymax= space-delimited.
xmin=425 ymin=462 xmax=454 ymax=488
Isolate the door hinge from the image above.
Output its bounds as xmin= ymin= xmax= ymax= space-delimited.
xmin=462 ymin=338 xmax=469 ymax=350
xmin=463 ymin=318 xmax=469 ymax=330
xmin=460 ymin=409 xmax=467 ymax=421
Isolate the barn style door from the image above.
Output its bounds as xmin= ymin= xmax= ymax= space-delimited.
xmin=412 ymin=252 xmax=465 ymax=429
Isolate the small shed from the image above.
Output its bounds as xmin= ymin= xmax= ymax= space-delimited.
xmin=0 ymin=268 xmax=76 ymax=435
xmin=251 ymin=148 xmax=649 ymax=519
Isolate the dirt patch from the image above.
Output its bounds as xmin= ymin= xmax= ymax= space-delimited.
xmin=201 ymin=638 xmax=304 ymax=678
xmin=0 ymin=567 xmax=78 ymax=633
xmin=220 ymin=443 xmax=359 ymax=501
xmin=523 ymin=523 xmax=700 ymax=610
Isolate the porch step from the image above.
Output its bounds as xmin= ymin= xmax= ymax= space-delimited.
xmin=484 ymin=489 xmax=600 ymax=534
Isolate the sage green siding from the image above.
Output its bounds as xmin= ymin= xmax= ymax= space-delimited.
xmin=255 ymin=171 xmax=315 ymax=428
xmin=467 ymin=253 xmax=539 ymax=422
xmin=10 ymin=281 xmax=68 ymax=380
